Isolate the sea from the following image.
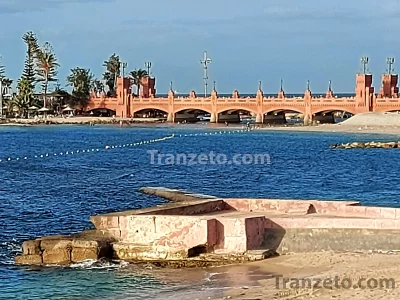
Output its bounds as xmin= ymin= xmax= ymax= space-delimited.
xmin=1 ymin=123 xmax=400 ymax=299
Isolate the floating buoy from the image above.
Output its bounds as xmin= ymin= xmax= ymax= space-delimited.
xmin=105 ymin=145 xmax=110 ymax=150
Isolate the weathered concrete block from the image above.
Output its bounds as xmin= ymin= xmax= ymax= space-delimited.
xmin=22 ymin=240 xmax=41 ymax=255
xmin=72 ymin=240 xmax=100 ymax=248
xmin=15 ymin=255 xmax=42 ymax=265
xmin=71 ymin=247 xmax=98 ymax=262
xmin=42 ymin=249 xmax=71 ymax=264
xmin=40 ymin=238 xmax=72 ymax=251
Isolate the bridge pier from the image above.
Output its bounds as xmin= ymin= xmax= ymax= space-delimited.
xmin=210 ymin=113 xmax=218 ymax=123
xmin=303 ymin=115 xmax=311 ymax=126
xmin=167 ymin=112 xmax=174 ymax=123
xmin=256 ymin=113 xmax=263 ymax=124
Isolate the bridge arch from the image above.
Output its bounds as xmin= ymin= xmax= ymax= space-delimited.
xmin=132 ymin=107 xmax=169 ymax=119
xmin=312 ymin=107 xmax=357 ymax=116
xmin=217 ymin=107 xmax=258 ymax=115
xmin=263 ymin=107 xmax=305 ymax=115
xmin=376 ymin=108 xmax=400 ymax=114
xmin=87 ymin=107 xmax=116 ymax=117
xmin=132 ymin=107 xmax=169 ymax=115
xmin=174 ymin=107 xmax=213 ymax=115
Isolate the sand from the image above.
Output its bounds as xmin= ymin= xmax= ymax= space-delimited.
xmin=3 ymin=113 xmax=400 ymax=136
xmin=209 ymin=251 xmax=400 ymax=300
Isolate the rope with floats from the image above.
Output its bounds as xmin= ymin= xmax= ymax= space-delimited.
xmin=0 ymin=127 xmax=253 ymax=164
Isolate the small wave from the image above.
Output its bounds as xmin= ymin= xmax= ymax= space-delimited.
xmin=205 ymin=272 xmax=223 ymax=281
xmin=69 ymin=259 xmax=129 ymax=269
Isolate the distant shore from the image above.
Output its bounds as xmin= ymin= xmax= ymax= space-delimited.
xmin=2 ymin=115 xmax=400 ymax=136
xmin=0 ymin=116 xmax=166 ymax=126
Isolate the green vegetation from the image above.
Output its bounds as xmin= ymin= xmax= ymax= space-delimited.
xmin=66 ymin=67 xmax=94 ymax=108
xmin=0 ymin=31 xmax=150 ymax=118
xmin=129 ymin=69 xmax=148 ymax=96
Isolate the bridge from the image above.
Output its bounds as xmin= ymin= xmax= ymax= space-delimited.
xmin=87 ymin=71 xmax=400 ymax=124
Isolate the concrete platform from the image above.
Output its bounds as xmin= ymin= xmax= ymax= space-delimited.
xmin=15 ymin=188 xmax=400 ymax=266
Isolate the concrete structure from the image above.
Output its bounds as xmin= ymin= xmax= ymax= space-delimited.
xmin=15 ymin=188 xmax=400 ymax=265
xmin=87 ymin=71 xmax=400 ymax=124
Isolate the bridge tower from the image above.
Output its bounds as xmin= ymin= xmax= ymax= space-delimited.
xmin=326 ymin=80 xmax=334 ymax=98
xmin=355 ymin=57 xmax=374 ymax=113
xmin=116 ymin=77 xmax=131 ymax=118
xmin=378 ymin=57 xmax=398 ymax=98
xmin=140 ymin=77 xmax=156 ymax=98
xmin=278 ymin=79 xmax=285 ymax=99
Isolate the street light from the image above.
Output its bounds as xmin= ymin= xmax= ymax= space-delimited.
xmin=120 ymin=62 xmax=127 ymax=78
xmin=0 ymin=80 xmax=4 ymax=118
xmin=145 ymin=62 xmax=152 ymax=75
xmin=387 ymin=57 xmax=395 ymax=75
xmin=200 ymin=51 xmax=212 ymax=97
xmin=361 ymin=57 xmax=369 ymax=74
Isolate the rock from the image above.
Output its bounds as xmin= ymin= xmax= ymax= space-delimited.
xmin=15 ymin=254 xmax=43 ymax=265
xmin=330 ymin=141 xmax=400 ymax=149
xmin=71 ymin=247 xmax=99 ymax=262
xmin=15 ymin=230 xmax=116 ymax=265
xmin=42 ymin=248 xmax=71 ymax=265
xmin=40 ymin=237 xmax=72 ymax=248
xmin=22 ymin=240 xmax=41 ymax=255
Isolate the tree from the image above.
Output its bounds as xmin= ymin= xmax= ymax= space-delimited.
xmin=66 ymin=67 xmax=94 ymax=108
xmin=0 ymin=57 xmax=13 ymax=97
xmin=92 ymin=79 xmax=104 ymax=94
xmin=102 ymin=54 xmax=120 ymax=96
xmin=36 ymin=42 xmax=59 ymax=108
xmin=129 ymin=69 xmax=148 ymax=96
xmin=21 ymin=31 xmax=39 ymax=91
xmin=9 ymin=77 xmax=38 ymax=117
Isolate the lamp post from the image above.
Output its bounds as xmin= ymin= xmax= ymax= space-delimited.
xmin=200 ymin=51 xmax=212 ymax=97
xmin=145 ymin=62 xmax=152 ymax=75
xmin=120 ymin=62 xmax=127 ymax=78
xmin=361 ymin=57 xmax=369 ymax=74
xmin=0 ymin=80 xmax=3 ymax=117
xmin=387 ymin=57 xmax=395 ymax=75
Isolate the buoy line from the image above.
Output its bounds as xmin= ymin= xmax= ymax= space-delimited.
xmin=0 ymin=127 xmax=253 ymax=164
xmin=176 ymin=128 xmax=251 ymax=138
xmin=0 ymin=135 xmax=174 ymax=164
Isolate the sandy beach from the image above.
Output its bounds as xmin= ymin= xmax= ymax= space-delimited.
xmin=3 ymin=112 xmax=400 ymax=136
xmin=209 ymin=251 xmax=400 ymax=300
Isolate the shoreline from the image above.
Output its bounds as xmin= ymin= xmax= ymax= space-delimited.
xmin=2 ymin=117 xmax=400 ymax=136
xmin=208 ymin=251 xmax=400 ymax=299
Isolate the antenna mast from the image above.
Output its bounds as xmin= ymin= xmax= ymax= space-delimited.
xmin=200 ymin=51 xmax=212 ymax=97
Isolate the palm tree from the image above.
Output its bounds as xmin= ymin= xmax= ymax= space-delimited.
xmin=102 ymin=54 xmax=120 ymax=95
xmin=66 ymin=67 xmax=94 ymax=108
xmin=35 ymin=42 xmax=59 ymax=109
xmin=129 ymin=69 xmax=148 ymax=96
xmin=10 ymin=77 xmax=38 ymax=117
xmin=91 ymin=79 xmax=104 ymax=94
xmin=2 ymin=78 xmax=13 ymax=95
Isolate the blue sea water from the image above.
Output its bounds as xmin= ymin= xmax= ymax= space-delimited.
xmin=1 ymin=124 xmax=400 ymax=299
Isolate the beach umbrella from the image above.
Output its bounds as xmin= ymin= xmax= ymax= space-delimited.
xmin=38 ymin=107 xmax=50 ymax=112
xmin=62 ymin=107 xmax=75 ymax=112
xmin=28 ymin=106 xmax=39 ymax=110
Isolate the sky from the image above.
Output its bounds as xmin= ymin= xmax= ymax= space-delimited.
xmin=0 ymin=0 xmax=399 ymax=94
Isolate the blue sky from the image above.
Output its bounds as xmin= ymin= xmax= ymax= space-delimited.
xmin=0 ymin=0 xmax=399 ymax=93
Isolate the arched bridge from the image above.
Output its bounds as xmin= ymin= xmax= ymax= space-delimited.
xmin=87 ymin=73 xmax=400 ymax=123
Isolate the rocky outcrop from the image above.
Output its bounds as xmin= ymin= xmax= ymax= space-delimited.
xmin=15 ymin=230 xmax=115 ymax=265
xmin=330 ymin=141 xmax=399 ymax=149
